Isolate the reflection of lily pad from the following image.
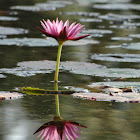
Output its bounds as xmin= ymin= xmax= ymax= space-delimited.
xmin=91 ymin=53 xmax=140 ymax=62
xmin=0 ymin=91 xmax=23 ymax=100
xmin=20 ymin=87 xmax=75 ymax=95
xmin=72 ymin=92 xmax=140 ymax=103
xmin=0 ymin=26 xmax=28 ymax=35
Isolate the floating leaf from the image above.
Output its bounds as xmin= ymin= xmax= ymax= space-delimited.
xmin=0 ymin=26 xmax=28 ymax=35
xmin=11 ymin=1 xmax=72 ymax=12
xmin=0 ymin=37 xmax=97 ymax=47
xmin=111 ymin=37 xmax=132 ymax=41
xmin=72 ymin=92 xmax=140 ymax=103
xmin=60 ymin=11 xmax=100 ymax=17
xmin=91 ymin=53 xmax=140 ymax=62
xmin=0 ymin=91 xmax=23 ymax=100
xmin=88 ymin=82 xmax=140 ymax=92
xmin=93 ymin=4 xmax=140 ymax=10
xmin=1 ymin=60 xmax=140 ymax=78
xmin=79 ymin=18 xmax=102 ymax=22
xmin=0 ymin=16 xmax=18 ymax=21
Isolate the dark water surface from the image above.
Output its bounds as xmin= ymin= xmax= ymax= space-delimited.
xmin=0 ymin=0 xmax=140 ymax=139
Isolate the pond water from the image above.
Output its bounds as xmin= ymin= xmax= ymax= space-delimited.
xmin=0 ymin=0 xmax=140 ymax=139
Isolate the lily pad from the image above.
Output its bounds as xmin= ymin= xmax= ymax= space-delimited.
xmin=11 ymin=1 xmax=72 ymax=12
xmin=88 ymin=82 xmax=140 ymax=92
xmin=0 ymin=38 xmax=58 ymax=47
xmin=93 ymin=4 xmax=140 ymax=10
xmin=0 ymin=26 xmax=28 ymax=35
xmin=1 ymin=60 xmax=140 ymax=78
xmin=111 ymin=37 xmax=132 ymax=41
xmin=0 ymin=67 xmax=52 ymax=77
xmin=83 ymin=29 xmax=113 ymax=34
xmin=60 ymin=11 xmax=100 ymax=17
xmin=106 ymin=43 xmax=140 ymax=50
xmin=0 ymin=74 xmax=6 ymax=78
xmin=0 ymin=91 xmax=24 ymax=100
xmin=99 ymin=13 xmax=140 ymax=21
xmin=64 ymin=39 xmax=99 ymax=46
xmin=72 ymin=92 xmax=140 ymax=103
xmin=0 ymin=16 xmax=18 ymax=21
xmin=91 ymin=53 xmax=140 ymax=62
xmin=79 ymin=18 xmax=102 ymax=22
xmin=0 ymin=37 xmax=98 ymax=47
xmin=129 ymin=34 xmax=140 ymax=38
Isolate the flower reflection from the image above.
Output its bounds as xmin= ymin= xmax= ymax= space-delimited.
xmin=34 ymin=94 xmax=87 ymax=140
xmin=34 ymin=116 xmax=87 ymax=140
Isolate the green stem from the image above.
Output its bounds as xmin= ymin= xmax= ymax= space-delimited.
xmin=55 ymin=94 xmax=61 ymax=117
xmin=54 ymin=43 xmax=63 ymax=83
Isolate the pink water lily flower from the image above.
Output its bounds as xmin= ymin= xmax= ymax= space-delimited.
xmin=34 ymin=116 xmax=87 ymax=140
xmin=36 ymin=18 xmax=89 ymax=44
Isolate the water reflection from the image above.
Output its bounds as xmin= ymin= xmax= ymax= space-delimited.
xmin=34 ymin=91 xmax=87 ymax=140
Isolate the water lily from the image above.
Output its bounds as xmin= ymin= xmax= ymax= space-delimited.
xmin=34 ymin=94 xmax=87 ymax=140
xmin=36 ymin=18 xmax=89 ymax=83
xmin=34 ymin=116 xmax=87 ymax=140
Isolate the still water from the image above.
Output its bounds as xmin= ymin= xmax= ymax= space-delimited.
xmin=0 ymin=0 xmax=140 ymax=139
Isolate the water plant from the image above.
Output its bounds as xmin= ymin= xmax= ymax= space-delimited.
xmin=36 ymin=18 xmax=89 ymax=83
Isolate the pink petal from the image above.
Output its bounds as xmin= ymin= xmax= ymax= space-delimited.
xmin=44 ymin=126 xmax=54 ymax=140
xmin=53 ymin=20 xmax=59 ymax=36
xmin=64 ymin=20 xmax=69 ymax=32
xmin=54 ymin=126 xmax=61 ymax=140
xmin=58 ymin=20 xmax=64 ymax=34
xmin=40 ymin=128 xmax=49 ymax=140
xmin=40 ymin=21 xmax=47 ymax=31
xmin=64 ymin=125 xmax=75 ymax=140
xmin=65 ymin=124 xmax=80 ymax=138
xmin=43 ymin=19 xmax=51 ymax=34
xmin=47 ymin=19 xmax=56 ymax=35
xmin=36 ymin=26 xmax=56 ymax=38
xmin=37 ymin=130 xmax=44 ymax=138
xmin=69 ymin=25 xmax=85 ymax=38
xmin=68 ymin=22 xmax=76 ymax=32
xmin=68 ymin=34 xmax=90 ymax=41
xmin=67 ymin=23 xmax=81 ymax=37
